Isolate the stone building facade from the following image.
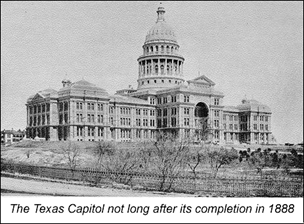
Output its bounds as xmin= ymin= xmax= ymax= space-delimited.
xmin=25 ymin=6 xmax=273 ymax=144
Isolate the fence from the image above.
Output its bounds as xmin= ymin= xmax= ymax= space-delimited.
xmin=1 ymin=162 xmax=303 ymax=197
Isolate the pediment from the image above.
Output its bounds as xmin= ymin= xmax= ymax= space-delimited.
xmin=32 ymin=93 xmax=45 ymax=101
xmin=189 ymin=75 xmax=215 ymax=86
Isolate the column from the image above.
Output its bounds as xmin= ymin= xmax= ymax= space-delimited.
xmin=94 ymin=126 xmax=98 ymax=141
xmin=152 ymin=60 xmax=155 ymax=75
xmin=158 ymin=58 xmax=160 ymax=75
xmin=165 ymin=58 xmax=167 ymax=75
xmin=181 ymin=62 xmax=183 ymax=76
xmin=145 ymin=60 xmax=148 ymax=76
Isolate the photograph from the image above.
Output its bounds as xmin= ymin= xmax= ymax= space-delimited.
xmin=1 ymin=0 xmax=303 ymax=206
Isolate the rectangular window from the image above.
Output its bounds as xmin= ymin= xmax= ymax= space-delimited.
xmin=136 ymin=109 xmax=141 ymax=115
xmin=150 ymin=98 xmax=155 ymax=105
xmin=260 ymin=116 xmax=264 ymax=121
xmin=214 ymin=120 xmax=219 ymax=128
xmin=98 ymin=128 xmax=103 ymax=137
xmin=254 ymin=115 xmax=257 ymax=121
xmin=184 ymin=95 xmax=189 ymax=102
xmin=265 ymin=124 xmax=268 ymax=131
xmin=229 ymin=124 xmax=233 ymax=130
xmin=163 ymin=97 xmax=168 ymax=104
xmin=214 ymin=130 xmax=219 ymax=139
xmin=163 ymin=108 xmax=167 ymax=116
xmin=265 ymin=116 xmax=268 ymax=122
xmin=143 ymin=109 xmax=148 ymax=116
xmin=254 ymin=124 xmax=257 ymax=130
xmin=171 ymin=117 xmax=176 ymax=127
xmin=184 ymin=108 xmax=190 ymax=115
xmin=214 ymin=110 xmax=220 ymax=117
xmin=234 ymin=124 xmax=238 ymax=130
xmin=260 ymin=124 xmax=264 ymax=130
xmin=171 ymin=107 xmax=177 ymax=115
xmin=157 ymin=98 xmax=162 ymax=104
xmin=163 ymin=118 xmax=167 ymax=127
xmin=157 ymin=119 xmax=162 ymax=128
xmin=214 ymin=98 xmax=219 ymax=105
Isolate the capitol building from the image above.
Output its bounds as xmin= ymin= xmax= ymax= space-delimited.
xmin=26 ymin=6 xmax=273 ymax=144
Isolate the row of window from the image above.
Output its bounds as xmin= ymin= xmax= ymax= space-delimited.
xmin=29 ymin=115 xmax=50 ymax=126
xmin=223 ymin=124 xmax=238 ymax=131
xmin=157 ymin=95 xmax=190 ymax=104
xmin=76 ymin=114 xmax=104 ymax=123
xmin=223 ymin=115 xmax=238 ymax=121
xmin=144 ymin=45 xmax=178 ymax=55
xmin=76 ymin=127 xmax=104 ymax=137
xmin=254 ymin=133 xmax=269 ymax=141
xmin=59 ymin=102 xmax=69 ymax=112
xmin=157 ymin=107 xmax=186 ymax=117
xmin=253 ymin=115 xmax=269 ymax=122
xmin=76 ymin=102 xmax=104 ymax=111
xmin=224 ymin=133 xmax=239 ymax=141
xmin=29 ymin=104 xmax=50 ymax=114
xmin=254 ymin=124 xmax=269 ymax=131
xmin=140 ymin=79 xmax=182 ymax=86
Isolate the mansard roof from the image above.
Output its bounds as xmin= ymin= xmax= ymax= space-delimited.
xmin=236 ymin=99 xmax=271 ymax=113
xmin=58 ymin=79 xmax=109 ymax=98
xmin=109 ymin=95 xmax=151 ymax=106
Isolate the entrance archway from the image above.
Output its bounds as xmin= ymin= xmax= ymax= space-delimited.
xmin=194 ymin=102 xmax=209 ymax=141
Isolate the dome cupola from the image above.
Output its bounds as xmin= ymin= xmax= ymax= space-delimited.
xmin=137 ymin=5 xmax=185 ymax=91
xmin=145 ymin=6 xmax=177 ymax=44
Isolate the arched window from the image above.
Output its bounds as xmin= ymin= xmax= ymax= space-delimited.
xmin=166 ymin=46 xmax=170 ymax=53
xmin=150 ymin=46 xmax=153 ymax=52
xmin=155 ymin=65 xmax=158 ymax=74
xmin=160 ymin=65 xmax=164 ymax=74
xmin=171 ymin=46 xmax=174 ymax=54
xmin=194 ymin=102 xmax=209 ymax=118
xmin=156 ymin=46 xmax=158 ymax=52
xmin=161 ymin=45 xmax=164 ymax=53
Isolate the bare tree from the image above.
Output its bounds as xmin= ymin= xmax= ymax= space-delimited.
xmin=60 ymin=141 xmax=81 ymax=179
xmin=186 ymin=146 xmax=207 ymax=180
xmin=205 ymin=146 xmax=238 ymax=178
xmin=148 ymin=131 xmax=190 ymax=191
xmin=93 ymin=141 xmax=141 ymax=185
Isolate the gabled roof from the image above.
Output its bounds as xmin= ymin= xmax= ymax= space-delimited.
xmin=187 ymin=75 xmax=215 ymax=86
xmin=27 ymin=89 xmax=58 ymax=102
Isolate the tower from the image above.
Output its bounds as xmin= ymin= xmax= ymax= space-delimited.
xmin=137 ymin=5 xmax=185 ymax=91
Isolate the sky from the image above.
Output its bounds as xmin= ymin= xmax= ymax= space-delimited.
xmin=1 ymin=1 xmax=303 ymax=144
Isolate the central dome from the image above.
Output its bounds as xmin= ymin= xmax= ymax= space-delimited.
xmin=144 ymin=6 xmax=177 ymax=44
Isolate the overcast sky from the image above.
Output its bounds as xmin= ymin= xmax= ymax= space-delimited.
xmin=1 ymin=1 xmax=303 ymax=144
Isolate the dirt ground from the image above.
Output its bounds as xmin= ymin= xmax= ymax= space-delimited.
xmin=1 ymin=176 xmax=195 ymax=197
